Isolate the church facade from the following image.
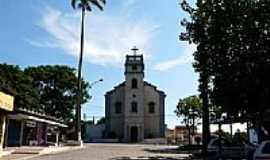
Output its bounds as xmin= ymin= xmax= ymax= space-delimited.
xmin=105 ymin=49 xmax=166 ymax=142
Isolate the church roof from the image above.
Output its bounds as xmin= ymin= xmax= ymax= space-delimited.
xmin=105 ymin=82 xmax=125 ymax=95
xmin=105 ymin=81 xmax=166 ymax=97
xmin=144 ymin=81 xmax=166 ymax=96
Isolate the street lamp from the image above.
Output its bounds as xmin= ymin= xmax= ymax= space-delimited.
xmin=89 ymin=78 xmax=103 ymax=89
xmin=87 ymin=79 xmax=103 ymax=101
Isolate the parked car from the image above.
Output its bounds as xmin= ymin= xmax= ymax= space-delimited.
xmin=254 ymin=140 xmax=270 ymax=160
xmin=208 ymin=138 xmax=256 ymax=160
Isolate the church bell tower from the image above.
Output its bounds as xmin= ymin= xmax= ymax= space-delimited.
xmin=125 ymin=46 xmax=144 ymax=76
xmin=124 ymin=46 xmax=145 ymax=142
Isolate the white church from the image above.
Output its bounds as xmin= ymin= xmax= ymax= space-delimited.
xmin=105 ymin=47 xmax=166 ymax=142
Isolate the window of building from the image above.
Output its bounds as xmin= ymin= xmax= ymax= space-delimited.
xmin=132 ymin=78 xmax=138 ymax=89
xmin=148 ymin=102 xmax=155 ymax=113
xmin=115 ymin=102 xmax=122 ymax=114
xmin=131 ymin=102 xmax=138 ymax=113
xmin=132 ymin=65 xmax=137 ymax=70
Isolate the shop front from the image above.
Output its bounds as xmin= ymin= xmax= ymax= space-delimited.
xmin=0 ymin=92 xmax=14 ymax=153
xmin=6 ymin=108 xmax=67 ymax=147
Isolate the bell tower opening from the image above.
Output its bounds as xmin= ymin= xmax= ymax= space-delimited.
xmin=131 ymin=78 xmax=138 ymax=89
xmin=124 ymin=46 xmax=144 ymax=76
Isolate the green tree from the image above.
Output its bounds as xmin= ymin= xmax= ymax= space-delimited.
xmin=24 ymin=65 xmax=90 ymax=123
xmin=180 ymin=0 xmax=270 ymax=146
xmin=71 ymin=0 xmax=106 ymax=141
xmin=175 ymin=95 xmax=202 ymax=145
xmin=0 ymin=64 xmax=40 ymax=111
xmin=180 ymin=0 xmax=212 ymax=153
xmin=96 ymin=117 xmax=105 ymax=125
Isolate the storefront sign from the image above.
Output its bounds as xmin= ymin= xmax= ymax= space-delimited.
xmin=0 ymin=92 xmax=14 ymax=111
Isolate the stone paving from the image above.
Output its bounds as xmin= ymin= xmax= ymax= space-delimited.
xmin=28 ymin=143 xmax=191 ymax=160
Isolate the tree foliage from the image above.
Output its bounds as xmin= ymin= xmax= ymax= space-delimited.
xmin=180 ymin=0 xmax=270 ymax=122
xmin=175 ymin=95 xmax=202 ymax=125
xmin=96 ymin=117 xmax=105 ymax=125
xmin=24 ymin=65 xmax=90 ymax=122
xmin=0 ymin=64 xmax=40 ymax=110
xmin=175 ymin=95 xmax=202 ymax=144
xmin=0 ymin=64 xmax=90 ymax=123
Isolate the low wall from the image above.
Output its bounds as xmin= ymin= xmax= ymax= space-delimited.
xmin=91 ymin=139 xmax=119 ymax=143
xmin=84 ymin=124 xmax=105 ymax=141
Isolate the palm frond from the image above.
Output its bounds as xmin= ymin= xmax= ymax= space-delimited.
xmin=81 ymin=0 xmax=88 ymax=5
xmin=85 ymin=5 xmax=92 ymax=11
xmin=71 ymin=0 xmax=77 ymax=9
xmin=90 ymin=0 xmax=104 ymax=11
xmin=71 ymin=0 xmax=106 ymax=11
xmin=99 ymin=0 xmax=106 ymax=5
xmin=78 ymin=3 xmax=83 ymax=8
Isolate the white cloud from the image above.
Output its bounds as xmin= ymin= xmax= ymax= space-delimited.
xmin=29 ymin=3 xmax=158 ymax=67
xmin=154 ymin=44 xmax=197 ymax=71
xmin=26 ymin=39 xmax=58 ymax=48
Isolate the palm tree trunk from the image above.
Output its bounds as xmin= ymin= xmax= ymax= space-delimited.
xmin=76 ymin=7 xmax=85 ymax=143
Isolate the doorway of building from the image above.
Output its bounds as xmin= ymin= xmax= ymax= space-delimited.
xmin=7 ymin=119 xmax=21 ymax=146
xmin=130 ymin=126 xmax=138 ymax=142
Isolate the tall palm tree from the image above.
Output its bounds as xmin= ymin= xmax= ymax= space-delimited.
xmin=71 ymin=0 xmax=106 ymax=143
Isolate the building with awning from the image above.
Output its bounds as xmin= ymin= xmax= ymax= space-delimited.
xmin=5 ymin=108 xmax=67 ymax=147
xmin=0 ymin=92 xmax=14 ymax=153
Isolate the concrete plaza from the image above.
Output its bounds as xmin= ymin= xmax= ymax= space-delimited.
xmin=27 ymin=143 xmax=191 ymax=160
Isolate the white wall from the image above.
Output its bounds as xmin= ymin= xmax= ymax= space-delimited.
xmin=85 ymin=124 xmax=105 ymax=141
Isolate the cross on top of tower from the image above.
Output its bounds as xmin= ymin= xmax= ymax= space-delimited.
xmin=131 ymin=46 xmax=139 ymax=55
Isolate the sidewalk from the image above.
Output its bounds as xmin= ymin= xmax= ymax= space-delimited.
xmin=0 ymin=146 xmax=83 ymax=160
xmin=0 ymin=150 xmax=13 ymax=158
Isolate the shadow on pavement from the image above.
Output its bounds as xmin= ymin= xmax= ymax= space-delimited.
xmin=143 ymin=148 xmax=188 ymax=154
xmin=110 ymin=156 xmax=190 ymax=160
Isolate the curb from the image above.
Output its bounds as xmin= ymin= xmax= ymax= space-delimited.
xmin=0 ymin=150 xmax=13 ymax=157
xmin=2 ymin=146 xmax=84 ymax=160
xmin=40 ymin=146 xmax=84 ymax=155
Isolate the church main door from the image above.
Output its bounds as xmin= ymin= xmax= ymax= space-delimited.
xmin=130 ymin=126 xmax=138 ymax=142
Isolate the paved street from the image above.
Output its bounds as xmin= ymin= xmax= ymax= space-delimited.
xmin=30 ymin=143 xmax=190 ymax=160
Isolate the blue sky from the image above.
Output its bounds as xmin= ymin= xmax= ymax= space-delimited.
xmin=0 ymin=0 xmax=198 ymax=129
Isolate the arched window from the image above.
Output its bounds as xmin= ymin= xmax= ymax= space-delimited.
xmin=148 ymin=102 xmax=155 ymax=113
xmin=115 ymin=102 xmax=122 ymax=114
xmin=132 ymin=78 xmax=138 ymax=89
xmin=131 ymin=101 xmax=138 ymax=113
